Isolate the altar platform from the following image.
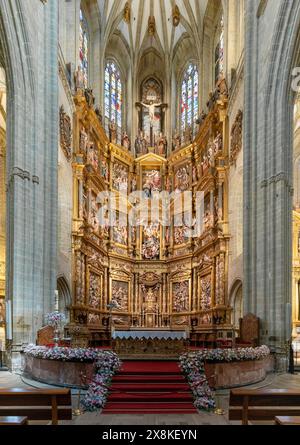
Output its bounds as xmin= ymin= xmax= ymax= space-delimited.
xmin=112 ymin=330 xmax=188 ymax=340
xmin=112 ymin=330 xmax=189 ymax=360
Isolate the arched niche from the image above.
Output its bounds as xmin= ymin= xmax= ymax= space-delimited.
xmin=229 ymin=280 xmax=243 ymax=331
xmin=57 ymin=276 xmax=71 ymax=323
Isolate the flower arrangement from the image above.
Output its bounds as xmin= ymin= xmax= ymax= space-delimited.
xmin=23 ymin=344 xmax=119 ymax=364
xmin=81 ymin=352 xmax=121 ymax=412
xmin=23 ymin=345 xmax=121 ymax=412
xmin=179 ymin=345 xmax=270 ymax=412
xmin=45 ymin=311 xmax=66 ymax=327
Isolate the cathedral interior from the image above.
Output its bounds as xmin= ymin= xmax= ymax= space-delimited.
xmin=1 ymin=0 xmax=300 ymax=427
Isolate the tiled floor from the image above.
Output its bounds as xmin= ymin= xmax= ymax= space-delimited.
xmin=1 ymin=371 xmax=300 ymax=425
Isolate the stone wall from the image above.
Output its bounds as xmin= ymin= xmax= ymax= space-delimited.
xmin=0 ymin=0 xmax=59 ymax=368
xmin=243 ymin=0 xmax=300 ymax=368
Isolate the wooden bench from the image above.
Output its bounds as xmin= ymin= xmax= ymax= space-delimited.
xmin=0 ymin=416 xmax=28 ymax=425
xmin=275 ymin=416 xmax=300 ymax=425
xmin=0 ymin=388 xmax=72 ymax=425
xmin=229 ymin=389 xmax=300 ymax=425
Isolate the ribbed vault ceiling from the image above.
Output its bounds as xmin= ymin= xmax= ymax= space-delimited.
xmin=99 ymin=0 xmax=209 ymax=56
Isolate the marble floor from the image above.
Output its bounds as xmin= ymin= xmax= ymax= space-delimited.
xmin=0 ymin=371 xmax=300 ymax=425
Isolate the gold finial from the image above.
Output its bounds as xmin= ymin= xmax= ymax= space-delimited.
xmin=173 ymin=5 xmax=180 ymax=27
xmin=123 ymin=2 xmax=131 ymax=24
xmin=148 ymin=16 xmax=156 ymax=36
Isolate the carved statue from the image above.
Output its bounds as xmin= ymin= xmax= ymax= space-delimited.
xmin=184 ymin=125 xmax=192 ymax=144
xmin=230 ymin=110 xmax=243 ymax=165
xmin=74 ymin=66 xmax=85 ymax=91
xmin=135 ymin=132 xmax=143 ymax=155
xmin=95 ymin=106 xmax=103 ymax=124
xmin=207 ymin=138 xmax=216 ymax=167
xmin=84 ymin=88 xmax=95 ymax=108
xmin=172 ymin=129 xmax=181 ymax=151
xmin=156 ymin=132 xmax=167 ymax=156
xmin=136 ymin=101 xmax=167 ymax=128
xmin=80 ymin=127 xmax=89 ymax=154
xmin=109 ymin=120 xmax=117 ymax=144
xmin=122 ymin=131 xmax=131 ymax=150
xmin=59 ymin=106 xmax=72 ymax=161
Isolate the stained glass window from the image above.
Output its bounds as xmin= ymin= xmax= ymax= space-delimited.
xmin=104 ymin=61 xmax=123 ymax=142
xmin=215 ymin=16 xmax=224 ymax=85
xmin=79 ymin=9 xmax=89 ymax=88
xmin=180 ymin=64 xmax=199 ymax=137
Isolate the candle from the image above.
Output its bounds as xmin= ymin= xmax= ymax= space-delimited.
xmin=55 ymin=290 xmax=59 ymax=312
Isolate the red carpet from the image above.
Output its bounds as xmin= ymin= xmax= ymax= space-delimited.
xmin=103 ymin=361 xmax=197 ymax=414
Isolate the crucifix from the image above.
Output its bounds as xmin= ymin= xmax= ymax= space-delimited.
xmin=136 ymin=100 xmax=168 ymax=147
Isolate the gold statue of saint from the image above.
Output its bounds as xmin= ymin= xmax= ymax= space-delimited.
xmin=143 ymin=287 xmax=157 ymax=312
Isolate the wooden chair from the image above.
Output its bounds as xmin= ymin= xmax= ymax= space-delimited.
xmin=236 ymin=313 xmax=259 ymax=348
xmin=0 ymin=388 xmax=72 ymax=425
xmin=0 ymin=416 xmax=28 ymax=425
xmin=229 ymin=389 xmax=300 ymax=425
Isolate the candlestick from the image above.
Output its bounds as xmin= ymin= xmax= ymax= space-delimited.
xmin=55 ymin=290 xmax=59 ymax=312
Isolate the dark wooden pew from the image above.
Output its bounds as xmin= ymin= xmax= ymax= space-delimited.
xmin=229 ymin=389 xmax=300 ymax=425
xmin=0 ymin=388 xmax=72 ymax=425
xmin=275 ymin=416 xmax=300 ymax=425
xmin=0 ymin=416 xmax=28 ymax=425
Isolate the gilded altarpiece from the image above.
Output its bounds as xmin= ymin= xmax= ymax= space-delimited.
xmin=70 ymin=86 xmax=233 ymax=347
xmin=191 ymin=84 xmax=232 ymax=343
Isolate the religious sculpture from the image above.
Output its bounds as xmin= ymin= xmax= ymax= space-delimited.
xmin=174 ymin=226 xmax=189 ymax=246
xmin=75 ymin=252 xmax=85 ymax=306
xmin=201 ymin=152 xmax=210 ymax=175
xmin=74 ymin=66 xmax=85 ymax=91
xmin=142 ymin=285 xmax=159 ymax=313
xmin=207 ymin=138 xmax=216 ymax=167
xmin=122 ymin=131 xmax=131 ymax=151
xmin=156 ymin=132 xmax=167 ymax=156
xmin=80 ymin=127 xmax=89 ymax=154
xmin=142 ymin=224 xmax=160 ymax=260
xmin=143 ymin=170 xmax=162 ymax=198
xmin=214 ymin=131 xmax=223 ymax=154
xmin=88 ymin=313 xmax=101 ymax=325
xmin=112 ymin=161 xmax=128 ymax=192
xmin=89 ymin=194 xmax=100 ymax=232
xmin=112 ymin=281 xmax=129 ymax=312
xmin=101 ymin=159 xmax=109 ymax=182
xmin=113 ymin=224 xmax=128 ymax=246
xmin=172 ymin=129 xmax=181 ymax=151
xmin=230 ymin=110 xmax=243 ymax=166
xmin=59 ymin=106 xmax=72 ymax=161
xmin=175 ymin=165 xmax=190 ymax=192
xmin=87 ymin=141 xmax=99 ymax=172
xmin=136 ymin=101 xmax=167 ymax=147
xmin=89 ymin=273 xmax=101 ymax=309
xmin=95 ymin=106 xmax=103 ymax=124
xmin=200 ymin=275 xmax=212 ymax=310
xmin=135 ymin=132 xmax=143 ymax=155
xmin=196 ymin=111 xmax=207 ymax=127
xmin=85 ymin=88 xmax=95 ymax=108
xmin=173 ymin=281 xmax=189 ymax=313
xmin=184 ymin=125 xmax=192 ymax=145
xmin=109 ymin=120 xmax=117 ymax=144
